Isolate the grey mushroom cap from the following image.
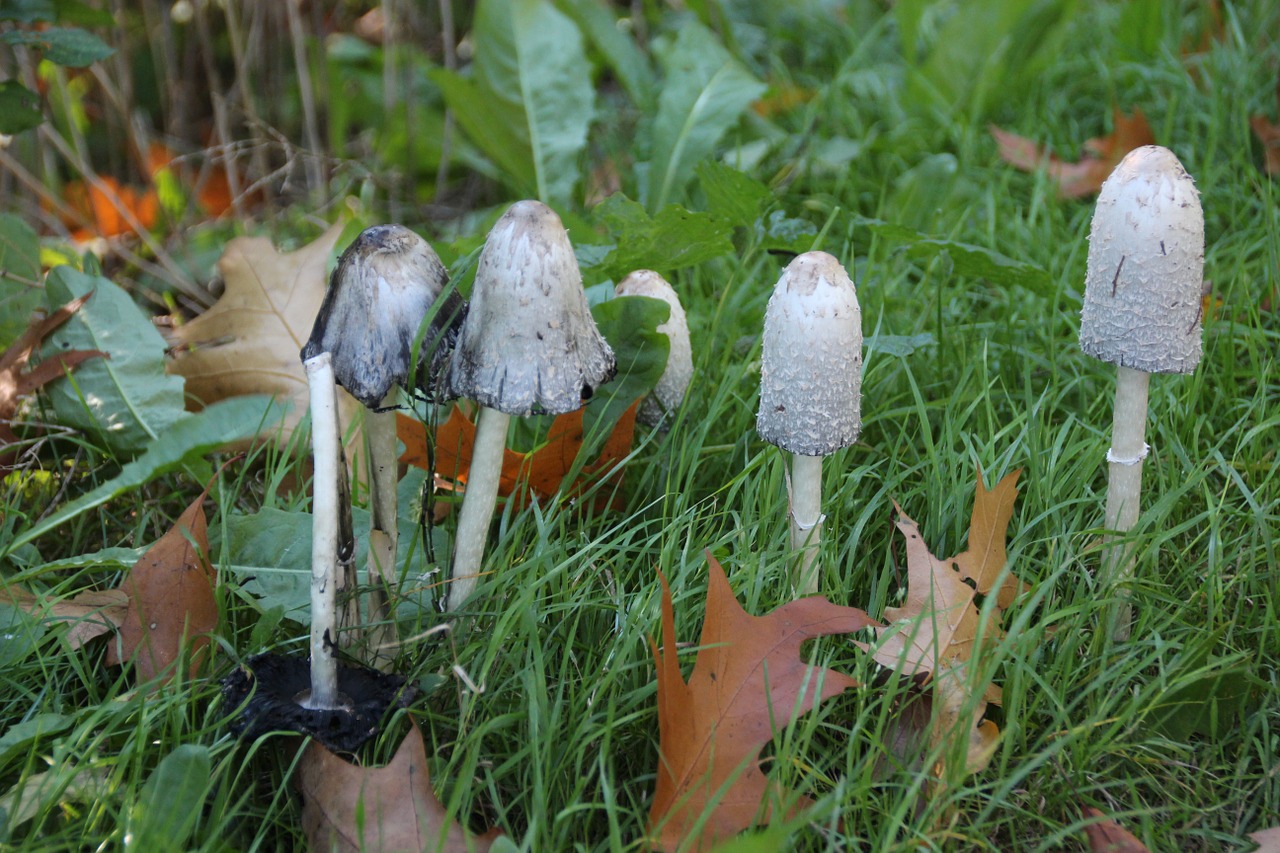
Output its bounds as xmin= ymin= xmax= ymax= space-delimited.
xmin=302 ymin=224 xmax=465 ymax=408
xmin=1080 ymin=145 xmax=1205 ymax=375
xmin=756 ymin=251 xmax=863 ymax=456
xmin=446 ymin=200 xmax=616 ymax=417
xmin=615 ymin=270 xmax=692 ymax=426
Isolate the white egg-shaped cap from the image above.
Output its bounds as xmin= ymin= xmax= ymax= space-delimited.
xmin=446 ymin=200 xmax=616 ymax=416
xmin=615 ymin=270 xmax=692 ymax=427
xmin=756 ymin=251 xmax=863 ymax=456
xmin=302 ymin=224 xmax=464 ymax=408
xmin=1079 ymin=145 xmax=1205 ymax=374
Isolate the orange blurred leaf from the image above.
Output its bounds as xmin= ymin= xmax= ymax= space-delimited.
xmin=990 ymin=108 xmax=1155 ymax=198
xmin=1081 ymin=807 xmax=1151 ymax=852
xmin=62 ymin=176 xmax=159 ymax=240
xmin=397 ymin=401 xmax=639 ymax=510
xmin=647 ymin=555 xmax=875 ymax=852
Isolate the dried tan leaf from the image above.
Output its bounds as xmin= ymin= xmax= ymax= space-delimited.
xmin=0 ymin=585 xmax=128 ymax=649
xmin=297 ymin=720 xmax=500 ymax=853
xmin=990 ymin=108 xmax=1155 ymax=198
xmin=1250 ymin=826 xmax=1280 ymax=853
xmin=1081 ymin=807 xmax=1151 ymax=852
xmin=952 ymin=468 xmax=1024 ymax=608
xmin=168 ymin=223 xmax=366 ymax=470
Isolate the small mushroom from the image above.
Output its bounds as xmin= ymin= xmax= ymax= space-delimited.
xmin=614 ymin=269 xmax=692 ymax=427
xmin=302 ymin=225 xmax=465 ymax=659
xmin=1079 ymin=144 xmax=1204 ymax=641
xmin=444 ymin=200 xmax=616 ymax=610
xmin=756 ymin=251 xmax=863 ymax=595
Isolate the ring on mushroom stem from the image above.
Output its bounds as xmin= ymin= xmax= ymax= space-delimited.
xmin=1078 ymin=144 xmax=1205 ymax=642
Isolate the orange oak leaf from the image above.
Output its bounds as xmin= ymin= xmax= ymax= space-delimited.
xmin=648 ymin=555 xmax=875 ymax=852
xmin=397 ymin=401 xmax=638 ymax=510
xmin=62 ymin=176 xmax=160 ymax=241
xmin=990 ymin=108 xmax=1155 ymax=198
xmin=952 ymin=468 xmax=1024 ymax=608
xmin=0 ymin=291 xmax=106 ymax=470
xmin=297 ymin=719 xmax=501 ymax=853
xmin=104 ymin=484 xmax=217 ymax=682
xmin=1081 ymin=807 xmax=1151 ymax=852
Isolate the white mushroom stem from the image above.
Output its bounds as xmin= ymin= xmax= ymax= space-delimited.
xmin=447 ymin=405 xmax=509 ymax=611
xmin=303 ymin=352 xmax=341 ymax=710
xmin=1102 ymin=365 xmax=1150 ymax=641
xmin=789 ymin=453 xmax=824 ymax=595
xmin=364 ymin=392 xmax=398 ymax=666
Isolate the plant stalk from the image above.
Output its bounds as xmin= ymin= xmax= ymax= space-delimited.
xmin=364 ymin=393 xmax=399 ymax=668
xmin=446 ymin=405 xmax=510 ymax=611
xmin=1102 ymin=364 xmax=1150 ymax=641
xmin=789 ymin=453 xmax=824 ymax=595
xmin=303 ymin=353 xmax=341 ymax=709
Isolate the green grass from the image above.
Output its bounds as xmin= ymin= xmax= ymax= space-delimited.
xmin=3 ymin=0 xmax=1279 ymax=850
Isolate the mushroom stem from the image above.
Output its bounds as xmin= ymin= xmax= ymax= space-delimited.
xmin=303 ymin=352 xmax=341 ymax=710
xmin=789 ymin=453 xmax=824 ymax=594
xmin=447 ymin=405 xmax=510 ymax=611
xmin=364 ymin=393 xmax=399 ymax=666
xmin=1102 ymin=364 xmax=1150 ymax=641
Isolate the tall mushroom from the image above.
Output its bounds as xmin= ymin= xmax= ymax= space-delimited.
xmin=756 ymin=251 xmax=863 ymax=595
xmin=444 ymin=200 xmax=616 ymax=610
xmin=302 ymin=224 xmax=465 ymax=665
xmin=1079 ymin=145 xmax=1204 ymax=641
xmin=615 ymin=269 xmax=692 ymax=427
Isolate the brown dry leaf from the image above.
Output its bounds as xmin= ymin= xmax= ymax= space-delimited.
xmin=0 ymin=585 xmax=128 ymax=649
xmin=648 ymin=554 xmax=875 ymax=852
xmin=297 ymin=720 xmax=501 ymax=853
xmin=104 ymin=485 xmax=216 ymax=682
xmin=990 ymin=108 xmax=1155 ymax=198
xmin=952 ymin=468 xmax=1024 ymax=608
xmin=167 ymin=223 xmax=366 ymax=470
xmin=398 ymin=401 xmax=639 ymax=511
xmin=1081 ymin=807 xmax=1151 ymax=852
xmin=1250 ymin=826 xmax=1280 ymax=853
xmin=0 ymin=292 xmax=107 ymax=470
xmin=1250 ymin=71 xmax=1280 ymax=176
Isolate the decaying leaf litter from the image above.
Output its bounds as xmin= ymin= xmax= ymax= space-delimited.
xmin=1 ymin=1 xmax=1277 ymax=850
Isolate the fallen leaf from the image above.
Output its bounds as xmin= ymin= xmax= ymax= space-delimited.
xmin=1250 ymin=70 xmax=1280 ymax=176
xmin=104 ymin=483 xmax=216 ymax=681
xmin=398 ymin=400 xmax=638 ymax=511
xmin=1081 ymin=807 xmax=1151 ymax=853
xmin=0 ymin=585 xmax=128 ymax=650
xmin=951 ymin=468 xmax=1024 ymax=608
xmin=167 ymin=223 xmax=366 ymax=471
xmin=297 ymin=719 xmax=501 ymax=853
xmin=1250 ymin=826 xmax=1280 ymax=853
xmin=0 ymin=765 xmax=113 ymax=834
xmin=0 ymin=291 xmax=107 ymax=470
xmin=990 ymin=108 xmax=1155 ymax=198
xmin=62 ymin=176 xmax=160 ymax=240
xmin=648 ymin=555 xmax=875 ymax=852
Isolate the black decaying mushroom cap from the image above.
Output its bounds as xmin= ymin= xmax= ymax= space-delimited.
xmin=756 ymin=251 xmax=863 ymax=456
xmin=302 ymin=224 xmax=467 ymax=407
xmin=1079 ymin=145 xmax=1205 ymax=375
xmin=446 ymin=200 xmax=616 ymax=417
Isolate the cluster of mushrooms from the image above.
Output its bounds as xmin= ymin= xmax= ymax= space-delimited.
xmin=286 ymin=144 xmax=1204 ymax=720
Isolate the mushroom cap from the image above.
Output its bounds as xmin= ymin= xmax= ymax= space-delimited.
xmin=446 ymin=200 xmax=616 ymax=417
xmin=615 ymin=270 xmax=692 ymax=426
xmin=756 ymin=251 xmax=863 ymax=456
xmin=302 ymin=224 xmax=465 ymax=408
xmin=1080 ymin=145 xmax=1204 ymax=374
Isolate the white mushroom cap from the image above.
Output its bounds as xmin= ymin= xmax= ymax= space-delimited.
xmin=446 ymin=200 xmax=616 ymax=417
xmin=615 ymin=270 xmax=692 ymax=427
xmin=756 ymin=251 xmax=863 ymax=456
xmin=1080 ymin=145 xmax=1205 ymax=374
xmin=302 ymin=224 xmax=463 ymax=408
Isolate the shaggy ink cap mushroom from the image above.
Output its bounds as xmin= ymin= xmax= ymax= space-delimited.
xmin=615 ymin=269 xmax=692 ymax=427
xmin=1080 ymin=145 xmax=1205 ymax=373
xmin=302 ymin=224 xmax=466 ymax=408
xmin=446 ymin=200 xmax=616 ymax=417
xmin=757 ymin=251 xmax=863 ymax=455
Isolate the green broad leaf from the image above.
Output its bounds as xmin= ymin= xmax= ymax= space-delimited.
xmin=584 ymin=294 xmax=669 ymax=442
xmin=0 ymin=604 xmax=43 ymax=667
xmin=0 ymin=0 xmax=55 ymax=23
xmin=434 ymin=0 xmax=594 ymax=204
xmin=753 ymin=209 xmax=817 ymax=254
xmin=26 ymin=547 xmax=144 ymax=574
xmin=696 ymin=160 xmax=772 ymax=228
xmin=551 ymin=0 xmax=654 ymax=110
xmin=125 ymin=745 xmax=211 ymax=853
xmin=50 ymin=0 xmax=114 ymax=27
xmin=0 ymin=81 xmax=43 ymax=134
xmin=647 ymin=21 xmax=765 ymax=211
xmin=866 ymin=332 xmax=937 ymax=357
xmin=0 ymin=713 xmax=73 ymax=768
xmin=42 ymin=267 xmax=188 ymax=456
xmin=594 ymin=194 xmax=734 ymax=280
xmin=0 ymin=26 xmax=114 ymax=67
xmin=0 ymin=396 xmax=283 ymax=559
xmin=0 ymin=213 xmax=43 ymax=348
